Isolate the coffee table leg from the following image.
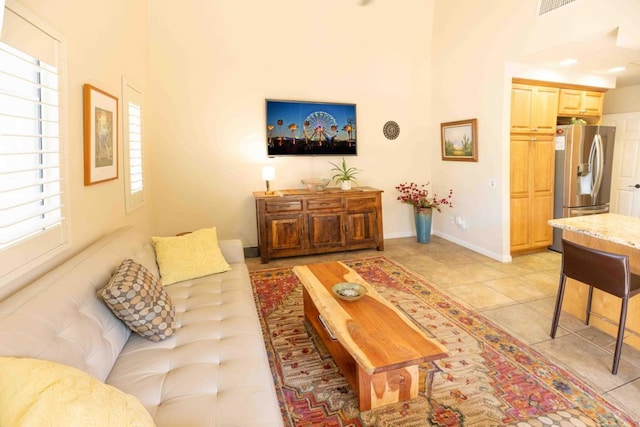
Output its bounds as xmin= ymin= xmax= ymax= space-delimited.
xmin=357 ymin=365 xmax=420 ymax=411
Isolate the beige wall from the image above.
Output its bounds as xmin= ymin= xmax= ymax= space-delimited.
xmin=604 ymin=85 xmax=640 ymax=114
xmin=146 ymin=0 xmax=437 ymax=245
xmin=429 ymin=0 xmax=536 ymax=260
xmin=9 ymin=0 xmax=153 ymax=288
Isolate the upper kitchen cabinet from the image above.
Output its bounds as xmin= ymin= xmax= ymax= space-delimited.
xmin=557 ymin=88 xmax=604 ymax=117
xmin=510 ymin=84 xmax=559 ymax=134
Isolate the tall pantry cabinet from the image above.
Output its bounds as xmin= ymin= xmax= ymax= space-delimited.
xmin=510 ymin=83 xmax=558 ymax=253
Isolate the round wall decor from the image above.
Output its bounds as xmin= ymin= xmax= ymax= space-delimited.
xmin=383 ymin=121 xmax=400 ymax=140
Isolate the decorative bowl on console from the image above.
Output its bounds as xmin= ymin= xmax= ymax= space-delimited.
xmin=301 ymin=178 xmax=330 ymax=192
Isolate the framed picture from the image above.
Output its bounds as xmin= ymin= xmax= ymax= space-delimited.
xmin=441 ymin=118 xmax=478 ymax=162
xmin=83 ymin=84 xmax=118 ymax=185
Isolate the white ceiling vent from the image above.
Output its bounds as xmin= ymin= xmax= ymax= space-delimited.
xmin=538 ymin=0 xmax=577 ymax=16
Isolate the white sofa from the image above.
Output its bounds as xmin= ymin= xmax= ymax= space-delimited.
xmin=0 ymin=226 xmax=283 ymax=427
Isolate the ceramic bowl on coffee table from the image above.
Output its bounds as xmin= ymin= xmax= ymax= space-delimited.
xmin=332 ymin=282 xmax=366 ymax=301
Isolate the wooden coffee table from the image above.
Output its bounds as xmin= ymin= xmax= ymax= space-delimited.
xmin=292 ymin=261 xmax=448 ymax=411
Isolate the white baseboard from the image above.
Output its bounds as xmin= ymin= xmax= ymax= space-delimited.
xmin=383 ymin=230 xmax=511 ymax=262
xmin=433 ymin=231 xmax=511 ymax=262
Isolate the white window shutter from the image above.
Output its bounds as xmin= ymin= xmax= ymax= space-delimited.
xmin=122 ymin=77 xmax=144 ymax=213
xmin=0 ymin=0 xmax=69 ymax=289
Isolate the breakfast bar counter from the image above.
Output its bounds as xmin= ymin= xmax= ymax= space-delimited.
xmin=548 ymin=213 xmax=640 ymax=349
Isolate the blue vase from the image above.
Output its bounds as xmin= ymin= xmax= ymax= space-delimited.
xmin=414 ymin=207 xmax=433 ymax=244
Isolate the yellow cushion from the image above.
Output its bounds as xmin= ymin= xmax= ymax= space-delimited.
xmin=0 ymin=357 xmax=155 ymax=427
xmin=151 ymin=226 xmax=231 ymax=285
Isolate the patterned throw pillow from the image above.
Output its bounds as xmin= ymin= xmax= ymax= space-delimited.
xmin=99 ymin=259 xmax=176 ymax=342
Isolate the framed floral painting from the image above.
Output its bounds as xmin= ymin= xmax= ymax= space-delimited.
xmin=441 ymin=118 xmax=478 ymax=162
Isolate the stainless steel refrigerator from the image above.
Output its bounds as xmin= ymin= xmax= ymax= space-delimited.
xmin=549 ymin=124 xmax=616 ymax=252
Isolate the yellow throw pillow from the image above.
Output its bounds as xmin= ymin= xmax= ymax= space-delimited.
xmin=151 ymin=226 xmax=231 ymax=285
xmin=0 ymin=357 xmax=155 ymax=427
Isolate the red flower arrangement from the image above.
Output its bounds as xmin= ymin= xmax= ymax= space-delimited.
xmin=395 ymin=182 xmax=454 ymax=213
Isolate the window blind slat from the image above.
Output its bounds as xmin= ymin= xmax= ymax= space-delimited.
xmin=0 ymin=215 xmax=65 ymax=246
xmin=0 ymin=190 xmax=62 ymax=211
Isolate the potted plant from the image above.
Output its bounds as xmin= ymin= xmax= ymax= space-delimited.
xmin=395 ymin=182 xmax=453 ymax=243
xmin=329 ymin=158 xmax=362 ymax=190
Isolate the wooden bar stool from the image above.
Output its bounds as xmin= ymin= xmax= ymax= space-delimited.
xmin=550 ymin=238 xmax=640 ymax=374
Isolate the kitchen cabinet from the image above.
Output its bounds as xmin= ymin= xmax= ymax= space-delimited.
xmin=510 ymin=84 xmax=559 ymax=134
xmin=557 ymin=88 xmax=604 ymax=117
xmin=510 ymin=134 xmax=555 ymax=253
xmin=254 ymin=187 xmax=384 ymax=263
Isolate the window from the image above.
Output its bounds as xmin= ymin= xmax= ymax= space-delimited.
xmin=0 ymin=2 xmax=68 ymax=285
xmin=122 ymin=78 xmax=144 ymax=213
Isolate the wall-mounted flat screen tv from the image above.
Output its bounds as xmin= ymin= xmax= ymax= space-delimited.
xmin=266 ymin=99 xmax=357 ymax=156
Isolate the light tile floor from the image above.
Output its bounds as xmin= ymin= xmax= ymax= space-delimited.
xmin=246 ymin=236 xmax=640 ymax=420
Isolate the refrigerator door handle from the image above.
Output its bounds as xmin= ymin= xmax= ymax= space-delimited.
xmin=590 ymin=134 xmax=604 ymax=200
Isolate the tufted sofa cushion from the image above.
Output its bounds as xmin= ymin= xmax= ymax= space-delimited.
xmin=106 ymin=263 xmax=281 ymax=426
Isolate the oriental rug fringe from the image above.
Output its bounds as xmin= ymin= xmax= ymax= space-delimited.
xmin=249 ymin=256 xmax=638 ymax=427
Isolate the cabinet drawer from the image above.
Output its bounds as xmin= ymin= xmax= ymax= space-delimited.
xmin=264 ymin=199 xmax=302 ymax=212
xmin=346 ymin=196 xmax=377 ymax=210
xmin=306 ymin=197 xmax=342 ymax=210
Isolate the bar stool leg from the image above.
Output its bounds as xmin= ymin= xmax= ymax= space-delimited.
xmin=550 ymin=275 xmax=567 ymax=338
xmin=585 ymin=286 xmax=594 ymax=325
xmin=612 ymin=297 xmax=630 ymax=375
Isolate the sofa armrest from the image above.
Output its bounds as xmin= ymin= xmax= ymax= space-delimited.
xmin=218 ymin=239 xmax=245 ymax=264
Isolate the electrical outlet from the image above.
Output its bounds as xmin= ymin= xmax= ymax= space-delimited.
xmin=450 ymin=216 xmax=455 ymax=224
xmin=455 ymin=216 xmax=467 ymax=229
xmin=488 ymin=178 xmax=496 ymax=188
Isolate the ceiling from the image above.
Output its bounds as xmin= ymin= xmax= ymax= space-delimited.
xmin=519 ymin=29 xmax=640 ymax=88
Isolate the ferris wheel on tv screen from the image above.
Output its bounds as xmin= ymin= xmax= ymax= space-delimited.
xmin=304 ymin=111 xmax=339 ymax=142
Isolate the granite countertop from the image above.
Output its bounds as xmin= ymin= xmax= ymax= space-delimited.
xmin=548 ymin=213 xmax=640 ymax=249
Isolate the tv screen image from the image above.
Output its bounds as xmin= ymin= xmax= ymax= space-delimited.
xmin=266 ymin=99 xmax=357 ymax=156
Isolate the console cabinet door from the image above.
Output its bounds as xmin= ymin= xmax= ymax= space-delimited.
xmin=307 ymin=212 xmax=345 ymax=249
xmin=346 ymin=210 xmax=377 ymax=245
xmin=265 ymin=213 xmax=305 ymax=255
xmin=345 ymin=195 xmax=379 ymax=246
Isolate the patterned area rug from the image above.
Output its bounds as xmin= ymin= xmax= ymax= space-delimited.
xmin=250 ymin=257 xmax=638 ymax=426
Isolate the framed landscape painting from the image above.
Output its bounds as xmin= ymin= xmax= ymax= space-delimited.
xmin=441 ymin=118 xmax=478 ymax=162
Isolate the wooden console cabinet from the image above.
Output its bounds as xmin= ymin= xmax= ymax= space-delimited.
xmin=253 ymin=187 xmax=384 ymax=263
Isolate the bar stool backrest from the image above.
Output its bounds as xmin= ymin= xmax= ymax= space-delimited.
xmin=561 ymin=239 xmax=630 ymax=298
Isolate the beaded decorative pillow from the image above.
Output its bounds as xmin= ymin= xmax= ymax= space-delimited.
xmin=99 ymin=259 xmax=176 ymax=342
